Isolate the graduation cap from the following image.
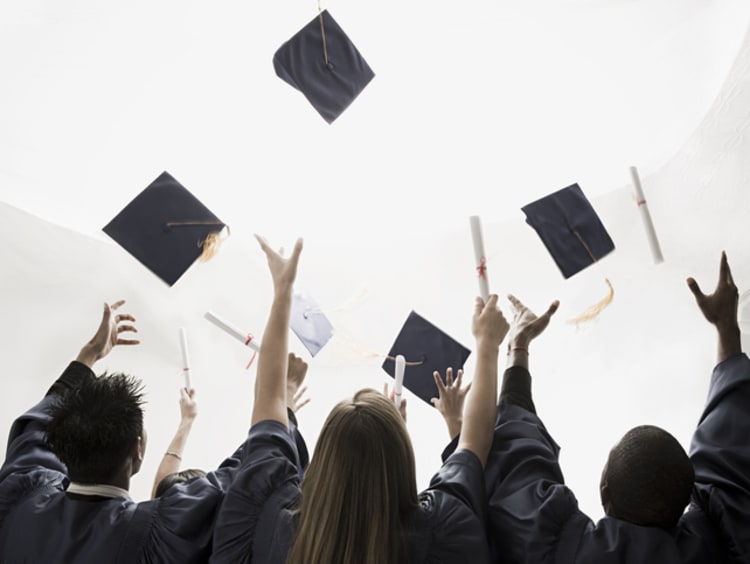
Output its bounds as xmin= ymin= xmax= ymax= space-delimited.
xmin=290 ymin=291 xmax=334 ymax=356
xmin=103 ymin=171 xmax=227 ymax=286
xmin=381 ymin=311 xmax=471 ymax=406
xmin=522 ymin=183 xmax=615 ymax=323
xmin=522 ymin=183 xmax=615 ymax=279
xmin=273 ymin=9 xmax=375 ymax=124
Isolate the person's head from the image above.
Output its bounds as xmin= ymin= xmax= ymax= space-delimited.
xmin=46 ymin=373 xmax=146 ymax=485
xmin=600 ymin=425 xmax=694 ymax=528
xmin=287 ymin=388 xmax=418 ymax=564
xmin=154 ymin=468 xmax=207 ymax=498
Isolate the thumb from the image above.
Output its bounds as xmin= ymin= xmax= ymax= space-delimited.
xmin=543 ymin=300 xmax=560 ymax=319
xmin=430 ymin=397 xmax=438 ymax=406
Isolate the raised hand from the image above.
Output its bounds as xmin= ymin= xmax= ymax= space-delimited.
xmin=179 ymin=387 xmax=198 ymax=424
xmin=472 ymin=294 xmax=510 ymax=348
xmin=687 ymin=251 xmax=741 ymax=363
xmin=431 ymin=367 xmax=471 ymax=440
xmin=383 ymin=382 xmax=408 ymax=423
xmin=687 ymin=251 xmax=739 ymax=330
xmin=287 ymin=353 xmax=311 ymax=413
xmin=76 ymin=300 xmax=139 ymax=368
xmin=255 ymin=235 xmax=303 ymax=292
xmin=507 ymin=295 xmax=560 ymax=348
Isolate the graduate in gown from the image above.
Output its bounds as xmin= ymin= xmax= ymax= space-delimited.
xmin=210 ymin=236 xmax=510 ymax=564
xmin=0 ymin=299 xmax=306 ymax=563
xmin=480 ymin=252 xmax=749 ymax=563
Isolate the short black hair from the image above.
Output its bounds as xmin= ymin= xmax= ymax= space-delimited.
xmin=602 ymin=425 xmax=694 ymax=528
xmin=46 ymin=373 xmax=145 ymax=483
xmin=154 ymin=468 xmax=207 ymax=498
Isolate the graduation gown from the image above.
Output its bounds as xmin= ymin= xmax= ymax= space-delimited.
xmin=483 ymin=355 xmax=750 ymax=563
xmin=0 ymin=361 xmax=301 ymax=564
xmin=209 ymin=419 xmax=490 ymax=564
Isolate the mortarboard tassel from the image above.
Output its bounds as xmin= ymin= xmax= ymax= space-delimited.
xmin=164 ymin=221 xmax=230 ymax=262
xmin=567 ymin=230 xmax=614 ymax=325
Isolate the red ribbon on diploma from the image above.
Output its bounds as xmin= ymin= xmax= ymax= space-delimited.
xmin=476 ymin=256 xmax=487 ymax=279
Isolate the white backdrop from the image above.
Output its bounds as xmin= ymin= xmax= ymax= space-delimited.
xmin=2 ymin=0 xmax=750 ymax=519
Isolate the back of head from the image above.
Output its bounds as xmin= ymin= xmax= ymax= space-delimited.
xmin=154 ymin=468 xmax=207 ymax=498
xmin=288 ymin=389 xmax=418 ymax=564
xmin=601 ymin=425 xmax=694 ymax=528
xmin=46 ymin=373 xmax=145 ymax=483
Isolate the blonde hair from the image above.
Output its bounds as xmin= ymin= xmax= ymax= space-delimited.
xmin=287 ymin=389 xmax=419 ymax=564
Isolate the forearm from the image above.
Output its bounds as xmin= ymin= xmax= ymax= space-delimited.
xmin=499 ymin=366 xmax=536 ymax=414
xmin=458 ymin=341 xmax=499 ymax=466
xmin=252 ymin=288 xmax=293 ymax=426
xmin=45 ymin=361 xmax=96 ymax=397
xmin=151 ymin=420 xmax=194 ymax=497
xmin=716 ymin=323 xmax=742 ymax=365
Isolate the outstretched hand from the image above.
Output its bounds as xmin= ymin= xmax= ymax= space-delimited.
xmin=76 ymin=300 xmax=139 ymax=368
xmin=286 ymin=353 xmax=311 ymax=413
xmin=507 ymin=295 xmax=560 ymax=348
xmin=255 ymin=235 xmax=303 ymax=292
xmin=431 ymin=367 xmax=470 ymax=440
xmin=687 ymin=251 xmax=739 ymax=330
xmin=383 ymin=382 xmax=408 ymax=423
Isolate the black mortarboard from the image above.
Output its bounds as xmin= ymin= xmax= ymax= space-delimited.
xmin=103 ymin=171 xmax=226 ymax=286
xmin=521 ymin=183 xmax=615 ymax=279
xmin=381 ymin=311 xmax=471 ymax=406
xmin=273 ymin=10 xmax=375 ymax=124
xmin=290 ymin=291 xmax=334 ymax=357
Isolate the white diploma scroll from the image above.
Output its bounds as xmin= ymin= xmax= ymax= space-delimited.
xmin=469 ymin=216 xmax=490 ymax=302
xmin=179 ymin=327 xmax=191 ymax=390
xmin=204 ymin=311 xmax=261 ymax=352
xmin=629 ymin=166 xmax=664 ymax=264
xmin=394 ymin=354 xmax=406 ymax=409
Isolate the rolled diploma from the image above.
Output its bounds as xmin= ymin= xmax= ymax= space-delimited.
xmin=204 ymin=311 xmax=261 ymax=352
xmin=469 ymin=216 xmax=490 ymax=302
xmin=629 ymin=166 xmax=664 ymax=264
xmin=179 ymin=327 xmax=191 ymax=390
xmin=394 ymin=355 xmax=405 ymax=409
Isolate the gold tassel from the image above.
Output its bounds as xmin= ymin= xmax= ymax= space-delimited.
xmin=198 ymin=226 xmax=230 ymax=262
xmin=568 ymin=277 xmax=614 ymax=325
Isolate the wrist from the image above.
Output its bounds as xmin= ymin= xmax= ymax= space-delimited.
xmin=75 ymin=345 xmax=99 ymax=369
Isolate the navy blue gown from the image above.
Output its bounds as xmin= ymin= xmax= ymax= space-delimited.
xmin=483 ymin=355 xmax=750 ymax=563
xmin=210 ymin=419 xmax=490 ymax=563
xmin=0 ymin=361 xmax=305 ymax=564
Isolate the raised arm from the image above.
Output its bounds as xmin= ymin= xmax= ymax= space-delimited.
xmin=1 ymin=300 xmax=139 ymax=482
xmin=500 ymin=295 xmax=559 ymax=413
xmin=687 ymin=252 xmax=750 ymax=562
xmin=252 ymin=236 xmax=303 ymax=427
xmin=457 ymin=295 xmax=509 ymax=467
xmin=151 ymin=387 xmax=198 ymax=498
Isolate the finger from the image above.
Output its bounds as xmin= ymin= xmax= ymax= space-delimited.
xmin=188 ymin=388 xmax=196 ymax=399
xmin=290 ymin=238 xmax=304 ymax=263
xmin=464 ymin=381 xmax=472 ymax=394
xmin=117 ymin=325 xmax=138 ymax=334
xmin=110 ymin=300 xmax=126 ymax=311
xmin=687 ymin=277 xmax=704 ymax=299
xmin=296 ymin=397 xmax=311 ymax=411
xmin=115 ymin=313 xmax=136 ymax=323
xmin=115 ymin=338 xmax=141 ymax=345
xmin=507 ymin=294 xmax=524 ymax=311
xmin=433 ymin=371 xmax=446 ymax=393
xmin=455 ymin=369 xmax=464 ymax=388
xmin=445 ymin=367 xmax=454 ymax=387
xmin=293 ymin=386 xmax=308 ymax=401
xmin=430 ymin=397 xmax=439 ymax=406
xmin=179 ymin=387 xmax=189 ymax=400
xmin=486 ymin=294 xmax=499 ymax=309
xmin=254 ymin=234 xmax=273 ymax=255
xmin=720 ymin=251 xmax=729 ymax=284
xmin=542 ymin=300 xmax=560 ymax=319
xmin=474 ymin=297 xmax=484 ymax=317
xmin=383 ymin=382 xmax=389 ymax=397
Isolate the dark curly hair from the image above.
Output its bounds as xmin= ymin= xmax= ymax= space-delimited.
xmin=601 ymin=425 xmax=694 ymax=528
xmin=46 ymin=373 xmax=145 ymax=483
